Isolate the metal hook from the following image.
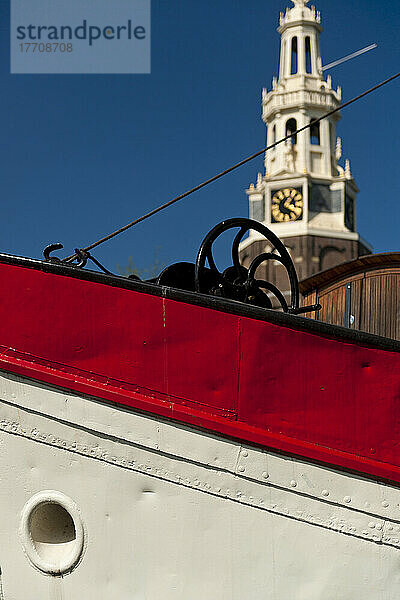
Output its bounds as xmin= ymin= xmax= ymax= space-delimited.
xmin=74 ymin=248 xmax=89 ymax=269
xmin=43 ymin=243 xmax=64 ymax=263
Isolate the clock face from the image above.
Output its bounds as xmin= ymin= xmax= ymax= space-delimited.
xmin=271 ymin=188 xmax=303 ymax=223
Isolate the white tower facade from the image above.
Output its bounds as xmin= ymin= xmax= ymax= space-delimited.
xmin=240 ymin=0 xmax=371 ymax=283
xmin=266 ymin=0 xmax=339 ymax=181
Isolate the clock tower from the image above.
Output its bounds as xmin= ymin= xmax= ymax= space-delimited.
xmin=239 ymin=0 xmax=371 ymax=294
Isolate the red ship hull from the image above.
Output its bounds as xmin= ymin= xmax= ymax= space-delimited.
xmin=0 ymin=255 xmax=399 ymax=484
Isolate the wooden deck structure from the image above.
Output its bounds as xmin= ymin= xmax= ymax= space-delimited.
xmin=300 ymin=253 xmax=400 ymax=340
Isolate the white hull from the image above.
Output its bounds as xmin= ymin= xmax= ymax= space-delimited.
xmin=0 ymin=371 xmax=399 ymax=599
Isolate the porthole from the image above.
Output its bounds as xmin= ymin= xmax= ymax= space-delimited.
xmin=20 ymin=491 xmax=85 ymax=575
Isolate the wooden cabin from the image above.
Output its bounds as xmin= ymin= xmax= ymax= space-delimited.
xmin=300 ymin=253 xmax=400 ymax=341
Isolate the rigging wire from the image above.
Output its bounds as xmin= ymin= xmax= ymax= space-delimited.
xmin=63 ymin=70 xmax=400 ymax=263
xmin=322 ymin=43 xmax=378 ymax=71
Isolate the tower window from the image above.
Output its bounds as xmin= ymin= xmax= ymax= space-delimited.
xmin=310 ymin=119 xmax=320 ymax=145
xmin=291 ymin=37 xmax=298 ymax=75
xmin=305 ymin=37 xmax=312 ymax=74
xmin=286 ymin=118 xmax=297 ymax=145
xmin=272 ymin=124 xmax=276 ymax=144
xmin=282 ymin=40 xmax=287 ymax=77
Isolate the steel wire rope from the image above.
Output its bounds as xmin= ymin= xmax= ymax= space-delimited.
xmin=63 ymin=71 xmax=400 ymax=263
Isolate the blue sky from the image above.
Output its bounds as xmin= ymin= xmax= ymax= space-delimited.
xmin=0 ymin=0 xmax=399 ymax=275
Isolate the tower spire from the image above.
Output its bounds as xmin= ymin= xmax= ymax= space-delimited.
xmin=266 ymin=1 xmax=341 ymax=178
xmin=240 ymin=1 xmax=371 ymax=287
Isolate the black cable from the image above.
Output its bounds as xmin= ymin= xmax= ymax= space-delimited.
xmin=63 ymin=71 xmax=400 ymax=263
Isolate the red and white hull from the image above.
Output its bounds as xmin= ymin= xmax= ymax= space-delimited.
xmin=0 ymin=255 xmax=399 ymax=598
xmin=2 ymin=371 xmax=400 ymax=599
